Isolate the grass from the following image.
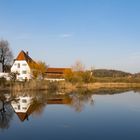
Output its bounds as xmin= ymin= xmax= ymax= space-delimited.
xmin=92 ymin=77 xmax=140 ymax=83
xmin=1 ymin=76 xmax=140 ymax=93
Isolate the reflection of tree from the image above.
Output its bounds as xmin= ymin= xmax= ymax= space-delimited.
xmin=71 ymin=95 xmax=84 ymax=112
xmin=70 ymin=92 xmax=94 ymax=112
xmin=0 ymin=94 xmax=14 ymax=130
xmin=30 ymin=98 xmax=46 ymax=117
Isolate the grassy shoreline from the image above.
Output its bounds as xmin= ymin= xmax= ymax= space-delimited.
xmin=1 ymin=81 xmax=140 ymax=93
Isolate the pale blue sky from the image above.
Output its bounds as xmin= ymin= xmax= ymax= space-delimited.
xmin=0 ymin=0 xmax=140 ymax=73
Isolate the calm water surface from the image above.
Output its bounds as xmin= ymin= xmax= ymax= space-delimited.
xmin=0 ymin=90 xmax=140 ymax=140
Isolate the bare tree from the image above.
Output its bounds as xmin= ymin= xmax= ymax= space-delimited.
xmin=37 ymin=61 xmax=48 ymax=79
xmin=72 ymin=60 xmax=85 ymax=72
xmin=0 ymin=39 xmax=13 ymax=72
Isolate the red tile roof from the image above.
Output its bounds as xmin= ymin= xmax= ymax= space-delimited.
xmin=15 ymin=50 xmax=38 ymax=69
xmin=16 ymin=50 xmax=31 ymax=61
xmin=16 ymin=113 xmax=28 ymax=122
xmin=46 ymin=68 xmax=71 ymax=74
xmin=15 ymin=102 xmax=39 ymax=122
xmin=47 ymin=98 xmax=72 ymax=104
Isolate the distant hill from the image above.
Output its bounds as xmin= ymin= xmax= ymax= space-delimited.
xmin=93 ymin=69 xmax=132 ymax=77
xmin=133 ymin=73 xmax=140 ymax=78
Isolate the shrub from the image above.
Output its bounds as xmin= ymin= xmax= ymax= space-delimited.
xmin=9 ymin=72 xmax=19 ymax=82
xmin=0 ymin=77 xmax=6 ymax=87
xmin=47 ymin=81 xmax=59 ymax=92
xmin=81 ymin=71 xmax=93 ymax=83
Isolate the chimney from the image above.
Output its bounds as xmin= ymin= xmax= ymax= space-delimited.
xmin=26 ymin=51 xmax=29 ymax=56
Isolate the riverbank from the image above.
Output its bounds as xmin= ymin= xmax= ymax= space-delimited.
xmin=1 ymin=81 xmax=140 ymax=93
xmin=61 ymin=82 xmax=140 ymax=93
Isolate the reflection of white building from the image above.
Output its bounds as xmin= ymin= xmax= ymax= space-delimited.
xmin=11 ymin=96 xmax=33 ymax=121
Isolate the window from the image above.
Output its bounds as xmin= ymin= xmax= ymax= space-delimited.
xmin=22 ymin=107 xmax=27 ymax=110
xmin=22 ymin=63 xmax=27 ymax=66
xmin=22 ymin=71 xmax=27 ymax=74
xmin=18 ymin=105 xmax=20 ymax=110
xmin=18 ymin=63 xmax=20 ymax=68
xmin=22 ymin=99 xmax=27 ymax=103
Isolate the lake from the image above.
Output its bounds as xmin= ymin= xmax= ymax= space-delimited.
xmin=0 ymin=90 xmax=140 ymax=140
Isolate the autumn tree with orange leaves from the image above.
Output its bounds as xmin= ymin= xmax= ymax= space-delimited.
xmin=32 ymin=61 xmax=47 ymax=79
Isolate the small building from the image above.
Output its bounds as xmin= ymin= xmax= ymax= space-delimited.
xmin=45 ymin=67 xmax=71 ymax=81
xmin=11 ymin=50 xmax=38 ymax=81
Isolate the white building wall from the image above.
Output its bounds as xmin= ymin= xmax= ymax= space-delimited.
xmin=11 ymin=96 xmax=33 ymax=113
xmin=11 ymin=60 xmax=32 ymax=81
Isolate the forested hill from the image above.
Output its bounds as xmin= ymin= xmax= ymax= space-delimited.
xmin=93 ymin=69 xmax=132 ymax=77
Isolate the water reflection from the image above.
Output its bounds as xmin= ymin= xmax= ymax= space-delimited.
xmin=1 ymin=90 xmax=140 ymax=140
xmin=11 ymin=95 xmax=34 ymax=121
xmin=0 ymin=90 xmax=94 ymax=127
xmin=1 ymin=89 xmax=134 ymax=128
xmin=0 ymin=94 xmax=14 ymax=130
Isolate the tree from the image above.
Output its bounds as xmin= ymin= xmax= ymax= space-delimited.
xmin=82 ymin=71 xmax=93 ymax=83
xmin=37 ymin=61 xmax=47 ymax=79
xmin=65 ymin=61 xmax=94 ymax=84
xmin=32 ymin=61 xmax=47 ymax=79
xmin=0 ymin=39 xmax=13 ymax=72
xmin=64 ymin=68 xmax=83 ymax=84
xmin=64 ymin=68 xmax=73 ymax=82
xmin=72 ymin=60 xmax=85 ymax=72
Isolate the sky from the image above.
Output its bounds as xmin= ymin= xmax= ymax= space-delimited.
xmin=0 ymin=0 xmax=140 ymax=73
